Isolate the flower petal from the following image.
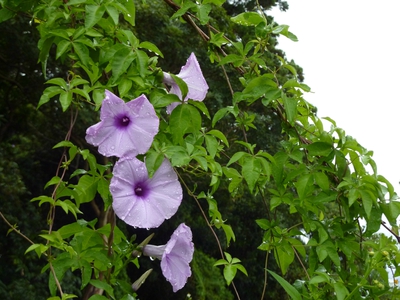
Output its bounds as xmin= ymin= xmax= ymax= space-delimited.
xmin=177 ymin=53 xmax=209 ymax=101
xmin=85 ymin=91 xmax=159 ymax=157
xmin=164 ymin=53 xmax=208 ymax=113
xmin=161 ymin=223 xmax=194 ymax=292
xmin=100 ymin=90 xmax=126 ymax=119
xmin=110 ymin=157 xmax=182 ymax=228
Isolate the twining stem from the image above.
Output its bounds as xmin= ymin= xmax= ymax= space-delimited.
xmin=177 ymin=172 xmax=242 ymax=300
xmin=381 ymin=221 xmax=400 ymax=243
xmin=292 ymin=245 xmax=310 ymax=280
xmin=46 ymin=106 xmax=79 ymax=297
xmin=260 ymin=250 xmax=269 ymax=300
xmin=0 ymin=211 xmax=35 ymax=245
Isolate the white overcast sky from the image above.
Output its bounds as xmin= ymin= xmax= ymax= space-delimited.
xmin=269 ymin=1 xmax=400 ymax=195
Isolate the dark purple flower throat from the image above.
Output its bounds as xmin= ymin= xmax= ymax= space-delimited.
xmin=134 ymin=182 xmax=149 ymax=198
xmin=115 ymin=114 xmax=131 ymax=128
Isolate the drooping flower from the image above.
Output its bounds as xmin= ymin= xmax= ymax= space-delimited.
xmin=142 ymin=223 xmax=194 ymax=292
xmin=110 ymin=157 xmax=182 ymax=229
xmin=85 ymin=90 xmax=159 ymax=157
xmin=163 ymin=52 xmax=209 ymax=114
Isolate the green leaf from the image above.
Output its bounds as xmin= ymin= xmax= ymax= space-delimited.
xmin=274 ymin=242 xmax=294 ymax=275
xmin=135 ymin=49 xmax=149 ymax=77
xmin=203 ymin=0 xmax=225 ymax=5
xmin=171 ymin=1 xmax=196 ymax=20
xmin=255 ymin=219 xmax=270 ymax=230
xmin=53 ymin=140 xmax=75 ymax=149
xmin=207 ymin=129 xmax=229 ymax=147
xmin=231 ymin=12 xmax=265 ymax=26
xmin=309 ymin=275 xmax=328 ymax=285
xmin=38 ymin=86 xmax=63 ymax=109
xmin=272 ymin=25 xmax=298 ymax=41
xmin=170 ymin=73 xmax=188 ymax=100
xmin=306 ymin=142 xmax=333 ymax=157
xmin=89 ymin=280 xmax=114 ymax=299
xmin=241 ymin=74 xmax=277 ymax=102
xmin=85 ymin=5 xmax=106 ymax=29
xmin=72 ymin=42 xmax=90 ymax=67
xmin=74 ymin=175 xmax=98 ymax=205
xmin=281 ymin=92 xmax=297 ymax=125
xmin=359 ymin=189 xmax=374 ymax=218
xmin=118 ymin=78 xmax=132 ymax=98
xmin=242 ymin=156 xmax=261 ymax=192
xmin=111 ymin=47 xmax=135 ymax=82
xmin=205 ymin=135 xmax=218 ymax=158
xmin=44 ymin=176 xmax=62 ymax=189
xmin=227 ymin=151 xmax=247 ymax=166
xmin=188 ymin=100 xmax=210 ymax=119
xmin=294 ymin=173 xmax=312 ymax=200
xmin=314 ymin=172 xmax=330 ymax=191
xmin=105 ymin=4 xmax=119 ymax=25
xmin=197 ymin=3 xmax=212 ymax=25
xmin=87 ymin=295 xmax=109 ymax=300
xmin=169 ymin=103 xmax=201 ymax=144
xmin=0 ymin=7 xmax=15 ymax=22
xmin=46 ymin=77 xmax=68 ymax=90
xmin=212 ymin=106 xmax=237 ymax=127
xmin=150 ymin=92 xmax=179 ymax=108
xmin=56 ymin=40 xmax=71 ymax=60
xmin=58 ymin=222 xmax=87 ymax=239
xmin=59 ymin=91 xmax=73 ymax=111
xmin=139 ymin=41 xmax=164 ymax=57
xmin=333 ymin=282 xmax=349 ymax=300
xmin=122 ymin=0 xmax=135 ymax=26
xmin=219 ymin=54 xmax=244 ymax=67
xmin=267 ymin=270 xmax=302 ymax=300
xmin=145 ymin=151 xmax=165 ymax=178
xmin=97 ymin=177 xmax=110 ymax=206
xmin=223 ymin=264 xmax=237 ymax=286
xmin=283 ymin=78 xmax=311 ymax=92
xmin=31 ymin=195 xmax=55 ymax=206
xmin=38 ymin=36 xmax=55 ymax=76
xmin=221 ymin=224 xmax=235 ymax=246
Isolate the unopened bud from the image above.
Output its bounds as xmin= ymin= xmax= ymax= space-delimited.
xmin=132 ymin=269 xmax=153 ymax=291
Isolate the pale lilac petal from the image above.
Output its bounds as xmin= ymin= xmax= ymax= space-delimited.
xmin=165 ymin=223 xmax=193 ymax=262
xmin=85 ymin=91 xmax=159 ymax=157
xmin=177 ymin=53 xmax=209 ymax=101
xmin=142 ymin=244 xmax=166 ymax=260
xmin=100 ymin=90 xmax=126 ymax=119
xmin=142 ymin=223 xmax=194 ymax=292
xmin=165 ymin=102 xmax=180 ymax=115
xmin=164 ymin=52 xmax=209 ymax=113
xmin=161 ymin=223 xmax=194 ymax=292
xmin=110 ymin=157 xmax=182 ymax=228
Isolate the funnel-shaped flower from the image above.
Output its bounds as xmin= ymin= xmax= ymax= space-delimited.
xmin=163 ymin=52 xmax=209 ymax=114
xmin=85 ymin=90 xmax=159 ymax=157
xmin=110 ymin=157 xmax=182 ymax=228
xmin=143 ymin=223 xmax=194 ymax=292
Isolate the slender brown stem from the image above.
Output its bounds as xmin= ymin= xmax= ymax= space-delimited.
xmin=49 ymin=262 xmax=64 ymax=297
xmin=381 ymin=221 xmax=400 ymax=243
xmin=177 ymin=172 xmax=241 ymax=300
xmin=260 ymin=250 xmax=269 ymax=300
xmin=0 ymin=211 xmax=35 ymax=245
xmin=292 ymin=245 xmax=310 ymax=280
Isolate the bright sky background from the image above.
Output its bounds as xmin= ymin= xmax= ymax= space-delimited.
xmin=269 ymin=1 xmax=400 ymax=196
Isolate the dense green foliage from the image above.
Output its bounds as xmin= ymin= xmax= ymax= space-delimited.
xmin=1 ymin=0 xmax=400 ymax=300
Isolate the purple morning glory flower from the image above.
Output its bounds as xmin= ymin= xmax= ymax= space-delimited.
xmin=85 ymin=90 xmax=159 ymax=157
xmin=163 ymin=52 xmax=209 ymax=114
xmin=110 ymin=157 xmax=182 ymax=229
xmin=143 ymin=223 xmax=194 ymax=292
